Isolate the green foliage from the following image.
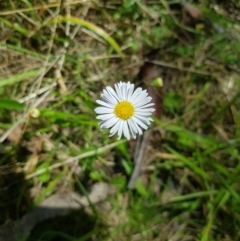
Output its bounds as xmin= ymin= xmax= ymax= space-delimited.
xmin=0 ymin=70 xmax=39 ymax=88
xmin=135 ymin=179 xmax=149 ymax=198
xmin=0 ymin=99 xmax=24 ymax=111
xmin=164 ymin=91 xmax=183 ymax=114
xmin=0 ymin=0 xmax=240 ymax=241
xmin=37 ymin=163 xmax=51 ymax=183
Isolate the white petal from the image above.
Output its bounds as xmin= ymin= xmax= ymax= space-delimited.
xmin=95 ymin=107 xmax=114 ymax=114
xmin=119 ymin=83 xmax=125 ymax=99
xmin=123 ymin=121 xmax=130 ymax=140
xmin=101 ymin=95 xmax=113 ymax=105
xmin=136 ymin=109 xmax=155 ymax=115
xmin=135 ymin=114 xmax=153 ymax=125
xmin=106 ymin=86 xmax=119 ymax=102
xmin=120 ymin=83 xmax=126 ymax=100
xmin=131 ymin=91 xmax=148 ymax=105
xmin=117 ymin=120 xmax=124 ymax=140
xmin=96 ymin=113 xmax=115 ymax=120
xmin=115 ymin=83 xmax=123 ymax=101
xmin=137 ymin=103 xmax=155 ymax=108
xmin=133 ymin=97 xmax=152 ymax=107
xmin=127 ymin=120 xmax=136 ymax=139
xmin=128 ymin=119 xmax=137 ymax=134
xmin=129 ymin=87 xmax=142 ymax=102
xmin=132 ymin=116 xmax=148 ymax=130
xmin=100 ymin=117 xmax=118 ymax=129
xmin=109 ymin=119 xmax=121 ymax=136
xmin=129 ymin=118 xmax=143 ymax=135
xmin=96 ymin=99 xmax=114 ymax=108
xmin=135 ymin=108 xmax=155 ymax=114
xmin=127 ymin=84 xmax=134 ymax=101
xmin=128 ymin=126 xmax=136 ymax=139
xmin=125 ymin=83 xmax=129 ymax=98
xmin=125 ymin=81 xmax=134 ymax=100
xmin=135 ymin=111 xmax=154 ymax=116
xmin=102 ymin=90 xmax=118 ymax=105
xmin=135 ymin=123 xmax=143 ymax=135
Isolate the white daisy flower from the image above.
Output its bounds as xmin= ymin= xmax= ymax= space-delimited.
xmin=94 ymin=81 xmax=155 ymax=140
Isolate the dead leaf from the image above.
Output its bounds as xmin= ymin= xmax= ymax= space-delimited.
xmin=181 ymin=0 xmax=202 ymax=21
xmin=24 ymin=154 xmax=39 ymax=173
xmin=55 ymin=69 xmax=67 ymax=93
xmin=7 ymin=126 xmax=22 ymax=145
xmin=23 ymin=136 xmax=43 ymax=154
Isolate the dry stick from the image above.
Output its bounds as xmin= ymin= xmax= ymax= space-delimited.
xmin=128 ymin=130 xmax=151 ymax=189
xmin=134 ymin=134 xmax=142 ymax=164
xmin=18 ymin=82 xmax=57 ymax=103
xmin=149 ymin=60 xmax=210 ymax=76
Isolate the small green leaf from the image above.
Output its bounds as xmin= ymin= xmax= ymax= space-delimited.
xmin=90 ymin=170 xmax=104 ymax=181
xmin=38 ymin=171 xmax=50 ymax=183
xmin=37 ymin=163 xmax=51 ymax=183
xmin=135 ymin=179 xmax=149 ymax=198
xmin=121 ymin=159 xmax=132 ymax=176
xmin=111 ymin=176 xmax=126 ymax=191
xmin=34 ymin=171 xmax=64 ymax=205
xmin=0 ymin=70 xmax=39 ymax=88
xmin=150 ymin=77 xmax=164 ymax=87
xmin=0 ymin=98 xmax=24 ymax=111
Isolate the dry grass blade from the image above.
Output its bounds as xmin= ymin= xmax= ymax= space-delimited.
xmin=46 ymin=16 xmax=124 ymax=57
xmin=0 ymin=0 xmax=87 ymax=16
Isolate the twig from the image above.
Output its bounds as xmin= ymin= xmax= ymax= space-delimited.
xmin=18 ymin=82 xmax=57 ymax=103
xmin=148 ymin=60 xmax=210 ymax=76
xmin=128 ymin=130 xmax=151 ymax=189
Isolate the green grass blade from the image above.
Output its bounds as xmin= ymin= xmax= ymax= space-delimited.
xmin=1 ymin=43 xmax=45 ymax=59
xmin=34 ymin=170 xmax=65 ymax=205
xmin=0 ymin=98 xmax=25 ymax=111
xmin=0 ymin=17 xmax=29 ymax=35
xmin=0 ymin=70 xmax=39 ymax=88
xmin=167 ymin=147 xmax=210 ymax=180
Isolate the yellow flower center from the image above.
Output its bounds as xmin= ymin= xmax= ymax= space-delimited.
xmin=114 ymin=101 xmax=135 ymax=120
